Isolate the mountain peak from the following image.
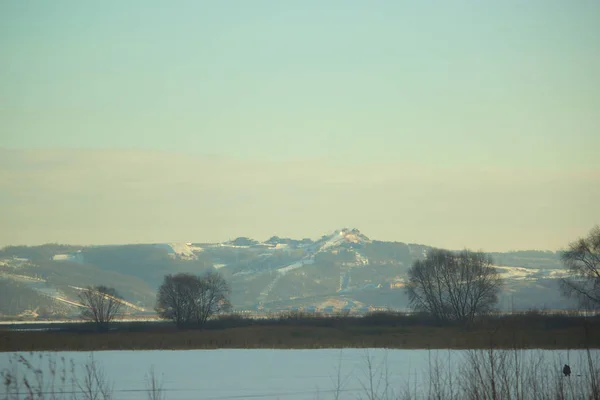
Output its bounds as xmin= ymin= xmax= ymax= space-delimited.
xmin=317 ymin=228 xmax=371 ymax=251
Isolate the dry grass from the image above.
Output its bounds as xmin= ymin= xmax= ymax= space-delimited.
xmin=2 ymin=311 xmax=598 ymax=352
xmin=2 ymin=323 xmax=599 ymax=352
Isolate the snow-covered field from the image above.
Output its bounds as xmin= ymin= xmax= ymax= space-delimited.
xmin=495 ymin=265 xmax=570 ymax=281
xmin=1 ymin=348 xmax=596 ymax=400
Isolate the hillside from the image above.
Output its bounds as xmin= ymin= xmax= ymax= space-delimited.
xmin=0 ymin=229 xmax=576 ymax=319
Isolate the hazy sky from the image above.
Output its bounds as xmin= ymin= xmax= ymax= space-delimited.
xmin=1 ymin=1 xmax=599 ymax=251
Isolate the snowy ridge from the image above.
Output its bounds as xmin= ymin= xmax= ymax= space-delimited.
xmin=255 ymin=229 xmax=372 ymax=308
xmin=317 ymin=228 xmax=371 ymax=252
xmin=167 ymin=243 xmax=199 ymax=260
xmin=0 ymin=227 xmax=573 ymax=316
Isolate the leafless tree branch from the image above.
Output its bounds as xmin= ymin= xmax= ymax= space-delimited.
xmin=560 ymin=225 xmax=600 ymax=309
xmin=406 ymin=248 xmax=502 ymax=324
xmin=78 ymin=286 xmax=123 ymax=332
xmin=156 ymin=271 xmax=231 ymax=328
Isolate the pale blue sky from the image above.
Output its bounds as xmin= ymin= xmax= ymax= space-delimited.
xmin=1 ymin=1 xmax=599 ymax=250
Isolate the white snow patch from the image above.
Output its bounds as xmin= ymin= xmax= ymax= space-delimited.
xmin=168 ymin=243 xmax=197 ymax=259
xmin=495 ymin=266 xmax=538 ymax=280
xmin=317 ymin=229 xmax=370 ymax=252
xmin=233 ymin=269 xmax=257 ymax=277
xmin=277 ymin=258 xmax=315 ymax=275
xmin=495 ymin=265 xmax=570 ymax=281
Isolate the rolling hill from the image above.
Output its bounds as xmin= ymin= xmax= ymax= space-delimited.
xmin=0 ymin=228 xmax=577 ymax=319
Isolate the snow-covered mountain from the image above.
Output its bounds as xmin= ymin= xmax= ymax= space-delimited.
xmin=0 ymin=229 xmax=574 ymax=319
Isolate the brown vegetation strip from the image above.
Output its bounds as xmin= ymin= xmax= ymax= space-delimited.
xmin=2 ymin=324 xmax=599 ymax=352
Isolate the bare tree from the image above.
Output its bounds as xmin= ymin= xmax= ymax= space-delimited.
xmin=406 ymin=249 xmax=502 ymax=324
xmin=78 ymin=285 xmax=123 ymax=331
xmin=156 ymin=271 xmax=231 ymax=328
xmin=155 ymin=273 xmax=198 ymax=328
xmin=560 ymin=225 xmax=600 ymax=309
xmin=193 ymin=271 xmax=232 ymax=325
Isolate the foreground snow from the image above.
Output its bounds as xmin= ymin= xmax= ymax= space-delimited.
xmin=1 ymin=348 xmax=596 ymax=400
